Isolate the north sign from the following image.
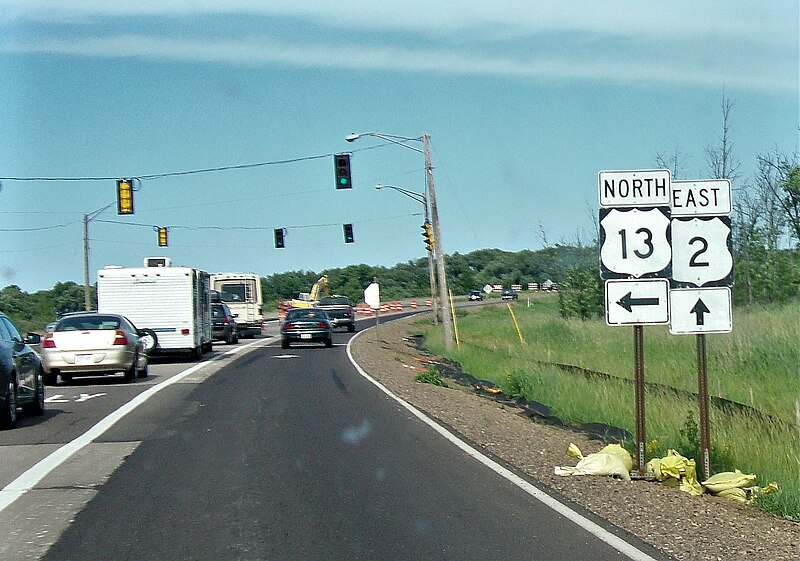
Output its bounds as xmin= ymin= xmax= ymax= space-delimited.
xmin=671 ymin=216 xmax=733 ymax=287
xmin=671 ymin=179 xmax=732 ymax=217
xmin=605 ymin=279 xmax=669 ymax=325
xmin=598 ymin=169 xmax=671 ymax=208
xmin=599 ymin=207 xmax=672 ymax=279
xmin=669 ymin=287 xmax=732 ymax=334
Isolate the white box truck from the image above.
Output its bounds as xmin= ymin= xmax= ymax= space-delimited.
xmin=210 ymin=272 xmax=263 ymax=338
xmin=97 ymin=258 xmax=213 ymax=358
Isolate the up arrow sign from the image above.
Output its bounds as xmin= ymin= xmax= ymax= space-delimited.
xmin=617 ymin=292 xmax=661 ymax=313
xmin=669 ymin=288 xmax=732 ymax=334
xmin=690 ymin=298 xmax=710 ymax=325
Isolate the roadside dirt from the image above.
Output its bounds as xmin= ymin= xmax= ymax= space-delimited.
xmin=349 ymin=314 xmax=799 ymax=561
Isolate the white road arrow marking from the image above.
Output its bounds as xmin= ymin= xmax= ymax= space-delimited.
xmin=75 ymin=393 xmax=106 ymax=402
xmin=44 ymin=395 xmax=69 ymax=403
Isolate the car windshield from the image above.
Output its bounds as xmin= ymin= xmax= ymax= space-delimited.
xmin=56 ymin=315 xmax=121 ymax=331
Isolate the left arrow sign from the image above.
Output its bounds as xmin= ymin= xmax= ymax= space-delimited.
xmin=605 ymin=279 xmax=669 ymax=325
xmin=616 ymin=292 xmax=660 ymax=312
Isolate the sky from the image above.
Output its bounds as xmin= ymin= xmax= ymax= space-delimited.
xmin=0 ymin=1 xmax=797 ymax=293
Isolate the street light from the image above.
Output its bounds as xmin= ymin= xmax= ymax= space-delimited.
xmin=375 ymin=184 xmax=438 ymax=325
xmin=348 ymin=131 xmax=454 ymax=350
xmin=83 ymin=202 xmax=115 ymax=311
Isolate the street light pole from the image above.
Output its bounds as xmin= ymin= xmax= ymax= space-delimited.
xmin=83 ymin=203 xmax=114 ymax=311
xmin=375 ymin=184 xmax=438 ymax=325
xmin=347 ymin=131 xmax=454 ymax=350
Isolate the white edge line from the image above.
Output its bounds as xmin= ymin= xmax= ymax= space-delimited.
xmin=346 ymin=327 xmax=660 ymax=561
xmin=0 ymin=337 xmax=273 ymax=513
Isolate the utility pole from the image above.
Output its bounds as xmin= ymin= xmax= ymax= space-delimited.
xmin=83 ymin=213 xmax=91 ymax=311
xmin=423 ymin=133 xmax=454 ymax=350
xmin=423 ymin=197 xmax=438 ymax=325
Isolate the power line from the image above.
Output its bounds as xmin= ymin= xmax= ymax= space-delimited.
xmin=0 ymin=143 xmax=390 ymax=183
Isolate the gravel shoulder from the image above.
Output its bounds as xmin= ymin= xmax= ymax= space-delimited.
xmin=349 ymin=314 xmax=799 ymax=561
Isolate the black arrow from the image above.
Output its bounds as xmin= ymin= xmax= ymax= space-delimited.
xmin=690 ymin=298 xmax=711 ymax=325
xmin=616 ymin=292 xmax=660 ymax=312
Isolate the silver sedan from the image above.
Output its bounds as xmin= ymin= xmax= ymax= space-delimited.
xmin=40 ymin=312 xmax=150 ymax=384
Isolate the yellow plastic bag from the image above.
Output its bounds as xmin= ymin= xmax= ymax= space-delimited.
xmin=644 ymin=450 xmax=703 ymax=496
xmin=555 ymin=443 xmax=632 ymax=482
xmin=701 ymin=469 xmax=757 ymax=493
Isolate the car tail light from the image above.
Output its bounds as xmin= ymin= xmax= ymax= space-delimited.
xmin=315 ymin=322 xmax=328 ymax=328
xmin=113 ymin=330 xmax=128 ymax=346
xmin=283 ymin=322 xmax=296 ymax=330
xmin=222 ymin=317 xmax=229 ymax=325
xmin=42 ymin=334 xmax=56 ymax=349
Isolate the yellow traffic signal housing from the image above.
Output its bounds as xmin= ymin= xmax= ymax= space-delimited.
xmin=157 ymin=227 xmax=168 ymax=247
xmin=116 ymin=179 xmax=134 ymax=215
xmin=421 ymin=222 xmax=434 ymax=252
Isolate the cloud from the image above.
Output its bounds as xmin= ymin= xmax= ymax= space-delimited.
xmin=2 ymin=33 xmax=794 ymax=93
xmin=0 ymin=1 xmax=796 ymax=93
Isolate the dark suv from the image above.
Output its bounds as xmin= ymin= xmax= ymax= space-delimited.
xmin=212 ymin=303 xmax=239 ymax=344
xmin=0 ymin=312 xmax=45 ymax=428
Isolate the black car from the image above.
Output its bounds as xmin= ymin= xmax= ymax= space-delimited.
xmin=280 ymin=308 xmax=333 ymax=349
xmin=0 ymin=312 xmax=45 ymax=428
xmin=212 ymin=303 xmax=239 ymax=344
xmin=468 ymin=290 xmax=483 ymax=301
xmin=501 ymin=288 xmax=518 ymax=301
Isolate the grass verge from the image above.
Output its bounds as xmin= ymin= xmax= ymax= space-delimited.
xmin=419 ymin=296 xmax=800 ymax=521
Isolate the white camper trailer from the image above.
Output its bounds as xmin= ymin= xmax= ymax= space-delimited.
xmin=97 ymin=258 xmax=212 ymax=358
xmin=210 ymin=272 xmax=263 ymax=338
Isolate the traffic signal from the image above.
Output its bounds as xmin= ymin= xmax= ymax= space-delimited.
xmin=421 ymin=222 xmax=434 ymax=252
xmin=343 ymin=223 xmax=354 ymax=243
xmin=334 ymin=154 xmax=352 ymax=189
xmin=157 ymin=227 xmax=168 ymax=247
xmin=116 ymin=179 xmax=134 ymax=215
xmin=274 ymin=228 xmax=285 ymax=248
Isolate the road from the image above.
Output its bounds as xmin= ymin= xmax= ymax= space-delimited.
xmin=1 ymin=316 xmax=666 ymax=560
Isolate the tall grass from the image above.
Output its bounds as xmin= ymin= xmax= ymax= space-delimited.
xmin=422 ymin=297 xmax=800 ymax=520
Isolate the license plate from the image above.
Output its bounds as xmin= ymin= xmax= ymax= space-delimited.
xmin=300 ymin=333 xmax=312 ymax=340
xmin=75 ymin=354 xmax=93 ymax=365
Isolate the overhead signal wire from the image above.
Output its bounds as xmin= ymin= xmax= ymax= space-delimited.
xmin=0 ymin=142 xmax=392 ymax=183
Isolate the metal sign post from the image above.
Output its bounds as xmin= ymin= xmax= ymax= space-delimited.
xmin=633 ymin=325 xmax=646 ymax=473
xmin=696 ymin=333 xmax=711 ymax=480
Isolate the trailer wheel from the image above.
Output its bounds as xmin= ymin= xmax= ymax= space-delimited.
xmin=139 ymin=329 xmax=158 ymax=353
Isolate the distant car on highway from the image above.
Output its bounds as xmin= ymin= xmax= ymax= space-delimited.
xmin=212 ymin=302 xmax=239 ymax=345
xmin=280 ymin=308 xmax=333 ymax=349
xmin=0 ymin=311 xmax=45 ymax=429
xmin=317 ymin=295 xmax=356 ymax=332
xmin=40 ymin=312 xmax=149 ymax=385
xmin=501 ymin=288 xmax=518 ymax=301
xmin=468 ymin=290 xmax=483 ymax=301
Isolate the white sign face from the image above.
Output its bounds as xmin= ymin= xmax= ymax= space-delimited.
xmin=364 ymin=282 xmax=380 ymax=309
xmin=600 ymin=208 xmax=672 ymax=278
xmin=671 ymin=217 xmax=733 ymax=287
xmin=599 ymin=169 xmax=671 ymax=208
xmin=671 ymin=179 xmax=732 ymax=217
xmin=605 ymin=279 xmax=669 ymax=325
xmin=483 ymin=284 xmax=493 ymax=294
xmin=669 ymin=287 xmax=732 ymax=334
